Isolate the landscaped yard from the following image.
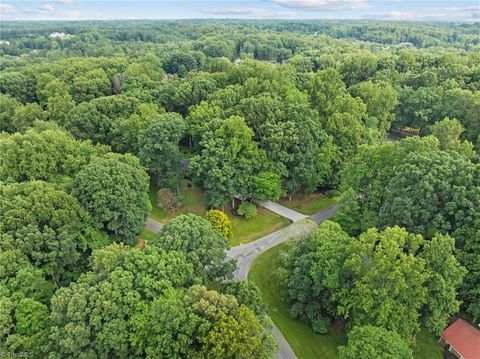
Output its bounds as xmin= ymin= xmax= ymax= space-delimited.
xmin=225 ymin=205 xmax=289 ymax=246
xmin=149 ymin=178 xmax=289 ymax=246
xmin=278 ymin=193 xmax=340 ymax=215
xmin=249 ymin=242 xmax=443 ymax=359
xmin=149 ymin=178 xmax=206 ymax=223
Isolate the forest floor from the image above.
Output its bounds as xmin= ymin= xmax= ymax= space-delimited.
xmin=278 ymin=193 xmax=340 ymax=215
xmin=249 ymin=242 xmax=444 ymax=359
xmin=148 ymin=178 xmax=289 ymax=246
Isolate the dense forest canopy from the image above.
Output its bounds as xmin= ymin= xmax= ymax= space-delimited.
xmin=0 ymin=19 xmax=479 ymax=358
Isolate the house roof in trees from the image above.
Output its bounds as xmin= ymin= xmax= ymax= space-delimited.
xmin=442 ymin=319 xmax=480 ymax=359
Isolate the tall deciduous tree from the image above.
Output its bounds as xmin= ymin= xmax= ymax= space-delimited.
xmin=0 ymin=128 xmax=108 ymax=184
xmin=0 ymin=251 xmax=53 ymax=356
xmin=138 ymin=112 xmax=186 ymax=190
xmin=0 ymin=181 xmax=93 ymax=285
xmin=281 ymin=222 xmax=464 ymax=339
xmin=379 ymin=151 xmax=480 ymax=240
xmin=151 ymin=214 xmax=234 ymax=281
xmin=340 ymin=227 xmax=429 ymax=338
xmin=252 ymin=172 xmax=282 ymax=201
xmin=429 ymin=117 xmax=475 ymax=157
xmin=72 ymin=153 xmax=151 ymax=244
xmin=191 ymin=116 xmax=259 ymax=207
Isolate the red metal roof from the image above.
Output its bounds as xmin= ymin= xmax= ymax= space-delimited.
xmin=442 ymin=319 xmax=480 ymax=359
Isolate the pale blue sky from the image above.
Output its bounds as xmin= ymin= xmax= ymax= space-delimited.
xmin=1 ymin=1 xmax=479 ymax=21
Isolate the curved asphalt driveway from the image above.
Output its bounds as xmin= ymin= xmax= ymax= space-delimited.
xmin=226 ymin=204 xmax=338 ymax=359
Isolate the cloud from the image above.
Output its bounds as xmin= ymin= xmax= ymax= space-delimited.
xmin=22 ymin=3 xmax=55 ymax=15
xmin=0 ymin=4 xmax=14 ymax=14
xmin=58 ymin=10 xmax=105 ymax=19
xmin=57 ymin=0 xmax=74 ymax=5
xmin=199 ymin=6 xmax=296 ymax=18
xmin=363 ymin=5 xmax=480 ymax=21
xmin=38 ymin=4 xmax=55 ymax=12
xmin=268 ymin=0 xmax=371 ymax=11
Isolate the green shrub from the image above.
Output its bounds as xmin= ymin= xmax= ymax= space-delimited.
xmin=237 ymin=202 xmax=258 ymax=219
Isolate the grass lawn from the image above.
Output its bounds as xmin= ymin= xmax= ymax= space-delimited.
xmin=249 ymin=242 xmax=443 ymax=359
xmin=412 ymin=328 xmax=443 ymax=359
xmin=226 ymin=205 xmax=290 ymax=246
xmin=278 ymin=193 xmax=340 ymax=215
xmin=149 ymin=178 xmax=288 ymax=246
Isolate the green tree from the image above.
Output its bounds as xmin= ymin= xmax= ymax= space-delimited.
xmin=339 ymin=52 xmax=378 ymax=86
xmin=71 ymin=68 xmax=111 ymax=102
xmin=129 ymin=288 xmax=210 ymax=359
xmin=199 ymin=305 xmax=276 ymax=359
xmin=421 ymin=234 xmax=466 ymax=334
xmin=339 ymin=227 xmax=428 ymax=338
xmin=0 ymin=250 xmax=53 ymax=356
xmin=0 ymin=128 xmax=109 ymax=184
xmin=338 ymin=326 xmax=413 ymax=359
xmin=349 ymin=80 xmax=398 ymax=132
xmin=237 ymin=201 xmax=258 ymax=219
xmin=379 ymin=151 xmax=480 ymax=240
xmin=0 ymin=71 xmax=36 ymax=103
xmin=12 ymin=103 xmax=47 ymax=132
xmin=110 ymin=102 xmax=162 ymax=154
xmin=335 ymin=136 xmax=440 ymax=235
xmin=191 ymin=116 xmax=259 ymax=207
xmin=0 ymin=94 xmax=21 ymax=132
xmin=72 ymin=153 xmax=151 ymax=244
xmin=65 ymin=95 xmax=140 ymax=145
xmin=280 ymin=221 xmax=351 ymax=333
xmin=138 ymin=113 xmax=186 ymax=189
xmin=151 ymin=214 xmax=234 ymax=281
xmin=252 ymin=172 xmax=282 ymax=201
xmin=457 ymin=221 xmax=480 ymax=321
xmin=0 ymin=181 xmax=93 ymax=285
xmin=429 ymin=117 xmax=475 ymax=157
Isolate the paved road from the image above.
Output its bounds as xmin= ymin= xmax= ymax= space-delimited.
xmin=226 ymin=219 xmax=318 ymax=280
xmin=309 ymin=204 xmax=338 ymax=224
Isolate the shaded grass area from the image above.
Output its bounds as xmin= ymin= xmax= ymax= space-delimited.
xmin=278 ymin=193 xmax=340 ymax=215
xmin=149 ymin=178 xmax=206 ymax=223
xmin=149 ymin=178 xmax=288 ymax=247
xmin=249 ymin=242 xmax=443 ymax=359
xmin=249 ymin=242 xmax=347 ymax=359
xmin=412 ymin=328 xmax=443 ymax=359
